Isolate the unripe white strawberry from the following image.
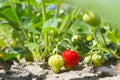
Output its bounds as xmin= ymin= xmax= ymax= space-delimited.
xmin=48 ymin=54 xmax=64 ymax=73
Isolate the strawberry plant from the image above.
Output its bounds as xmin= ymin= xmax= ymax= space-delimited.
xmin=0 ymin=0 xmax=120 ymax=74
xmin=0 ymin=0 xmax=83 ymax=62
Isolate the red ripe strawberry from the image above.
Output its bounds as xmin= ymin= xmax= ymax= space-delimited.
xmin=62 ymin=50 xmax=80 ymax=70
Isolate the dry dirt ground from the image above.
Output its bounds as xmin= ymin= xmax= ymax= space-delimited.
xmin=0 ymin=59 xmax=120 ymax=80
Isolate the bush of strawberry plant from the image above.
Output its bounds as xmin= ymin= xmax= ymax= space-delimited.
xmin=0 ymin=0 xmax=120 ymax=74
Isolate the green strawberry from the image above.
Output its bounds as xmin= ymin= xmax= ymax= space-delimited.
xmin=83 ymin=11 xmax=101 ymax=26
xmin=71 ymin=35 xmax=81 ymax=43
xmin=91 ymin=53 xmax=105 ymax=66
xmin=48 ymin=54 xmax=64 ymax=73
xmin=83 ymin=56 xmax=92 ymax=65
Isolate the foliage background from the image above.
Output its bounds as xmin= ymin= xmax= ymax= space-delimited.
xmin=63 ymin=0 xmax=120 ymax=29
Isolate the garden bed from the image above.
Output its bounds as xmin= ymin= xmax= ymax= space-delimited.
xmin=0 ymin=59 xmax=120 ymax=80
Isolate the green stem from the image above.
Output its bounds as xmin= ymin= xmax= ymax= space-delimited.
xmin=36 ymin=48 xmax=40 ymax=61
xmin=44 ymin=32 xmax=48 ymax=54
xmin=60 ymin=17 xmax=75 ymax=39
xmin=56 ymin=44 xmax=58 ymax=54
xmin=98 ymin=26 xmax=107 ymax=46
xmin=106 ymin=47 xmax=120 ymax=60
xmin=63 ymin=38 xmax=74 ymax=49
xmin=113 ymin=43 xmax=120 ymax=59
xmin=56 ymin=0 xmax=61 ymax=18
xmin=27 ymin=0 xmax=32 ymax=20
xmin=9 ymin=1 xmax=28 ymax=41
xmin=59 ymin=15 xmax=69 ymax=33
xmin=32 ymin=48 xmax=40 ymax=61
xmin=41 ymin=0 xmax=49 ymax=58
xmin=41 ymin=0 xmax=46 ymax=23
xmin=32 ymin=51 xmax=37 ymax=61
xmin=33 ymin=34 xmax=36 ymax=43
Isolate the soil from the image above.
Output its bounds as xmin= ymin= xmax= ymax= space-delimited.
xmin=0 ymin=59 xmax=120 ymax=80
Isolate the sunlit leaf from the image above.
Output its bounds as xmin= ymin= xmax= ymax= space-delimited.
xmin=24 ymin=42 xmax=39 ymax=51
xmin=71 ymin=19 xmax=92 ymax=34
xmin=28 ymin=27 xmax=41 ymax=34
xmin=108 ymin=30 xmax=120 ymax=43
xmin=42 ymin=18 xmax=58 ymax=33
xmin=21 ymin=17 xmax=41 ymax=34
xmin=0 ymin=6 xmax=20 ymax=30
xmin=0 ymin=6 xmax=17 ymax=21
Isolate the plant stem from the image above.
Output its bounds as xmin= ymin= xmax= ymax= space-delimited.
xmin=59 ymin=15 xmax=69 ymax=33
xmin=32 ymin=51 xmax=37 ymax=61
xmin=56 ymin=0 xmax=61 ymax=18
xmin=41 ymin=0 xmax=46 ymax=23
xmin=56 ymin=44 xmax=58 ymax=54
xmin=98 ymin=26 xmax=107 ymax=46
xmin=60 ymin=17 xmax=75 ymax=39
xmin=33 ymin=34 xmax=36 ymax=43
xmin=105 ymin=47 xmax=120 ymax=60
xmin=44 ymin=32 xmax=48 ymax=53
xmin=36 ymin=48 xmax=40 ymax=61
xmin=27 ymin=0 xmax=32 ymax=20
xmin=41 ymin=0 xmax=49 ymax=58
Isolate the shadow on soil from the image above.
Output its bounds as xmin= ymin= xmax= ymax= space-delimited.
xmin=70 ymin=76 xmax=100 ymax=80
